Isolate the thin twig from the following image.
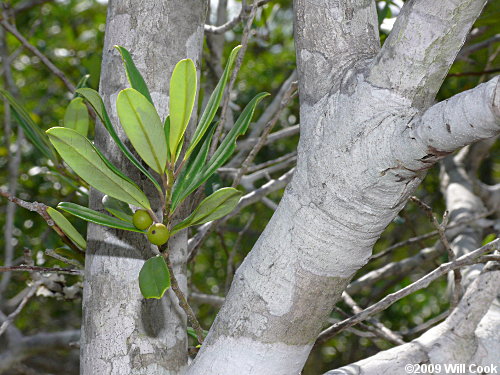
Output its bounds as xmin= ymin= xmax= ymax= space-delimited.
xmin=0 ymin=265 xmax=83 ymax=276
xmin=0 ymin=190 xmax=84 ymax=254
xmin=225 ymin=213 xmax=255 ymax=292
xmin=342 ymin=292 xmax=405 ymax=346
xmin=188 ymin=168 xmax=294 ymax=260
xmin=204 ymin=0 xmax=272 ymax=34
xmin=208 ymin=1 xmax=259 ymax=159
xmin=399 ymin=310 xmax=450 ymax=336
xmin=0 ymin=26 xmax=23 ymax=298
xmin=0 ymin=15 xmax=75 ymax=92
xmin=0 ymin=280 xmax=41 ymax=337
xmin=410 ymin=196 xmax=462 ymax=308
xmin=370 ymin=210 xmax=494 ymax=261
xmin=163 ymin=252 xmax=204 ymax=344
xmin=232 ymin=81 xmax=297 ymax=187
xmin=316 ymin=239 xmax=499 ymax=343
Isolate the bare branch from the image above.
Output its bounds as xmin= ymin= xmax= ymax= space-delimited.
xmin=204 ymin=0 xmax=272 ymax=34
xmin=0 ymin=190 xmax=84 ymax=254
xmin=342 ymin=293 xmax=405 ymax=346
xmin=190 ymin=292 xmax=225 ymax=308
xmin=458 ymin=34 xmax=500 ymax=59
xmin=0 ymin=265 xmax=83 ymax=276
xmin=0 ymin=281 xmax=41 ymax=337
xmin=0 ymin=16 xmax=75 ymax=92
xmin=232 ymin=81 xmax=297 ymax=187
xmin=317 ymin=239 xmax=499 ymax=343
xmin=410 ymin=196 xmax=462 ymax=307
xmin=411 ymin=76 xmax=500 ymax=158
xmin=209 ymin=1 xmax=259 ymax=158
xmin=187 ymin=168 xmax=294 ymax=260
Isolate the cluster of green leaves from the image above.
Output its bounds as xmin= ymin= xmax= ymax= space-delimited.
xmin=24 ymin=45 xmax=267 ymax=299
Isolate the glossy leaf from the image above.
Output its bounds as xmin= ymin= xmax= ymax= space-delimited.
xmin=117 ymin=88 xmax=167 ymax=174
xmin=76 ymin=88 xmax=163 ymax=194
xmin=114 ymin=45 xmax=153 ymax=104
xmin=171 ymin=92 xmax=269 ymax=210
xmin=0 ymin=88 xmax=57 ymax=161
xmin=171 ymin=122 xmax=216 ymax=210
xmin=58 ymin=202 xmax=146 ymax=233
xmin=169 ymin=58 xmax=197 ymax=161
xmin=47 ymin=127 xmax=151 ymax=209
xmin=171 ymin=188 xmax=242 ymax=235
xmin=64 ymin=97 xmax=89 ymax=136
xmin=102 ymin=195 xmax=134 ymax=223
xmin=139 ymin=256 xmax=171 ymax=299
xmin=184 ymin=45 xmax=241 ymax=160
xmin=46 ymin=207 xmax=87 ymax=250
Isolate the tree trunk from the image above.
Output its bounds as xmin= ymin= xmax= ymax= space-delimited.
xmin=187 ymin=0 xmax=499 ymax=374
xmin=81 ymin=2 xmax=206 ymax=374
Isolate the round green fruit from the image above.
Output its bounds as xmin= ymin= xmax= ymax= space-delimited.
xmin=133 ymin=210 xmax=153 ymax=230
xmin=147 ymin=223 xmax=170 ymax=246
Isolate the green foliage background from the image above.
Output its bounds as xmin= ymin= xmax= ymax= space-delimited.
xmin=0 ymin=0 xmax=498 ymax=373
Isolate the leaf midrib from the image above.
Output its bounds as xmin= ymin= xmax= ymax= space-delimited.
xmin=51 ymin=133 xmax=146 ymax=207
xmin=124 ymin=92 xmax=163 ymax=173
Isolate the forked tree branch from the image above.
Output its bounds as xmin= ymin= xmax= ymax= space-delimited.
xmin=368 ymin=0 xmax=489 ymax=108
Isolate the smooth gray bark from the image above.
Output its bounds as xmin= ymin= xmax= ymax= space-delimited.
xmin=81 ymin=2 xmax=206 ymax=374
xmin=187 ymin=1 xmax=499 ymax=373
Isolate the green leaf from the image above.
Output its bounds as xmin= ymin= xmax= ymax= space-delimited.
xmin=64 ymin=97 xmax=89 ymax=136
xmin=171 ymin=122 xmax=216 ymax=210
xmin=184 ymin=45 xmax=241 ymax=160
xmin=73 ymin=74 xmax=91 ymax=97
xmin=76 ymin=88 xmax=163 ymax=194
xmin=47 ymin=127 xmax=151 ymax=209
xmin=171 ymin=188 xmax=242 ymax=235
xmin=53 ymin=247 xmax=85 ymax=265
xmin=46 ymin=207 xmax=87 ymax=250
xmin=0 ymin=88 xmax=58 ymax=161
xmin=169 ymin=58 xmax=197 ymax=161
xmin=102 ymin=195 xmax=134 ymax=223
xmin=139 ymin=256 xmax=171 ymax=299
xmin=171 ymin=92 xmax=269 ymax=210
xmin=114 ymin=45 xmax=153 ymax=104
xmin=58 ymin=202 xmax=146 ymax=233
xmin=117 ymin=88 xmax=167 ymax=174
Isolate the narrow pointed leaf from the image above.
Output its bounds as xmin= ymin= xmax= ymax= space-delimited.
xmin=139 ymin=256 xmax=171 ymax=299
xmin=76 ymin=88 xmax=162 ymax=194
xmin=117 ymin=88 xmax=167 ymax=174
xmin=46 ymin=207 xmax=87 ymax=250
xmin=169 ymin=59 xmax=197 ymax=161
xmin=164 ymin=116 xmax=171 ymax=163
xmin=0 ymin=88 xmax=57 ymax=161
xmin=114 ymin=45 xmax=153 ymax=104
xmin=47 ymin=127 xmax=151 ymax=209
xmin=171 ymin=92 xmax=269 ymax=210
xmin=171 ymin=188 xmax=242 ymax=235
xmin=184 ymin=45 xmax=241 ymax=160
xmin=58 ymin=202 xmax=146 ymax=233
xmin=102 ymin=195 xmax=134 ymax=223
xmin=64 ymin=97 xmax=89 ymax=136
xmin=171 ymin=122 xmax=216 ymax=209
xmin=73 ymin=74 xmax=90 ymax=98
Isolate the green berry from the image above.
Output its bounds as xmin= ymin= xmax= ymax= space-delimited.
xmin=133 ymin=210 xmax=153 ymax=230
xmin=147 ymin=223 xmax=170 ymax=246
